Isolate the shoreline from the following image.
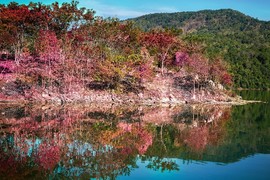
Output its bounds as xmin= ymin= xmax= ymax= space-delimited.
xmin=0 ymin=96 xmax=261 ymax=107
xmin=0 ymin=73 xmax=264 ymax=107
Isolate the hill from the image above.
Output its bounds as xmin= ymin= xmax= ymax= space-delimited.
xmin=128 ymin=9 xmax=270 ymax=89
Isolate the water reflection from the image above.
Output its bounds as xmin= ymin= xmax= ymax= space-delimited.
xmin=0 ymin=102 xmax=269 ymax=179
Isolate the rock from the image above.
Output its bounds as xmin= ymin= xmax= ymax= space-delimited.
xmin=217 ymin=83 xmax=224 ymax=90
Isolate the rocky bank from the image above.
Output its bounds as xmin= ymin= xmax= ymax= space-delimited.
xmin=0 ymin=73 xmax=250 ymax=105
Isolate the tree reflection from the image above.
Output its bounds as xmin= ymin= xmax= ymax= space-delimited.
xmin=1 ymin=103 xmax=259 ymax=179
xmin=34 ymin=141 xmax=61 ymax=171
xmin=146 ymin=157 xmax=179 ymax=172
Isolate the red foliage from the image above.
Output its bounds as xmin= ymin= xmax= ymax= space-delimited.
xmin=221 ymin=73 xmax=232 ymax=86
xmin=0 ymin=3 xmax=49 ymax=51
xmin=120 ymin=147 xmax=133 ymax=156
xmin=210 ymin=59 xmax=232 ymax=85
xmin=141 ymin=31 xmax=175 ymax=49
xmin=0 ymin=152 xmax=15 ymax=173
xmin=0 ymin=146 xmax=29 ymax=178
xmin=34 ymin=141 xmax=61 ymax=171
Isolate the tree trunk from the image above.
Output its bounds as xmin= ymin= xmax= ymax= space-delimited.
xmin=193 ymin=79 xmax=196 ymax=99
xmin=161 ymin=46 xmax=170 ymax=76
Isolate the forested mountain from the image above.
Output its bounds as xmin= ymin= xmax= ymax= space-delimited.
xmin=128 ymin=9 xmax=270 ymax=89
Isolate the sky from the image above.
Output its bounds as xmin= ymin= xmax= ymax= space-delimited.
xmin=2 ymin=0 xmax=270 ymax=21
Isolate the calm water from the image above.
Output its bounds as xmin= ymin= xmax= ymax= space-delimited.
xmin=0 ymin=91 xmax=269 ymax=179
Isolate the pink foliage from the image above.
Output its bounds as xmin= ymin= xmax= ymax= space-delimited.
xmin=35 ymin=30 xmax=60 ymax=62
xmin=117 ymin=123 xmax=153 ymax=155
xmin=174 ymin=51 xmax=189 ymax=67
xmin=0 ymin=61 xmax=16 ymax=73
xmin=138 ymin=63 xmax=153 ymax=80
xmin=188 ymin=54 xmax=209 ymax=77
xmin=136 ymin=128 xmax=153 ymax=154
xmin=118 ymin=122 xmax=132 ymax=132
xmin=184 ymin=126 xmax=209 ymax=151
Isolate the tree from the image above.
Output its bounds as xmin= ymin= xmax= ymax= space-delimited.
xmin=0 ymin=2 xmax=51 ymax=63
xmin=140 ymin=30 xmax=177 ymax=75
xmin=210 ymin=58 xmax=232 ymax=86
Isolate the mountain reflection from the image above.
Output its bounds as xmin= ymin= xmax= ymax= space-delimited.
xmin=0 ymin=103 xmax=268 ymax=179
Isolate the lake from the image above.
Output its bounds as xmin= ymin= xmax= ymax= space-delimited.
xmin=0 ymin=91 xmax=269 ymax=179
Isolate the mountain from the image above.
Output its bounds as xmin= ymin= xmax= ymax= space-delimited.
xmin=128 ymin=9 xmax=270 ymax=89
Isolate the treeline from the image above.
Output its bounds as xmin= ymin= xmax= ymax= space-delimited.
xmin=0 ymin=1 xmax=231 ymax=97
xmin=129 ymin=9 xmax=270 ymax=89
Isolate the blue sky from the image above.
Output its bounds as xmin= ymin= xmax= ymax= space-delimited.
xmin=2 ymin=0 xmax=270 ymax=21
